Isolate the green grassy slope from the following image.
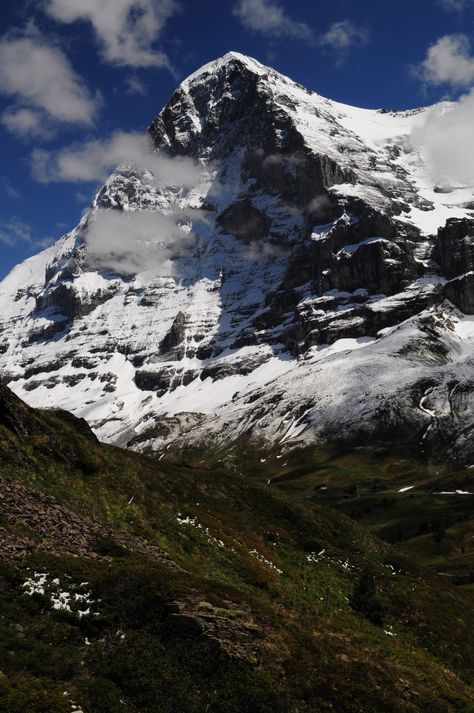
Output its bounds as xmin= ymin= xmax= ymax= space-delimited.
xmin=1 ymin=386 xmax=474 ymax=711
xmin=225 ymin=439 xmax=474 ymax=590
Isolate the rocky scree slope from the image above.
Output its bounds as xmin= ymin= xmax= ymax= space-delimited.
xmin=0 ymin=53 xmax=474 ymax=463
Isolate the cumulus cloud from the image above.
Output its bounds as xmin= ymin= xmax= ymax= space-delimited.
xmin=0 ymin=30 xmax=98 ymax=137
xmin=233 ymin=0 xmax=314 ymax=41
xmin=31 ymin=131 xmax=203 ymax=187
xmin=417 ymin=34 xmax=474 ymax=88
xmin=1 ymin=107 xmax=54 ymax=140
xmin=413 ymin=33 xmax=474 ymax=187
xmin=320 ymin=21 xmax=369 ymax=57
xmin=43 ymin=0 xmax=178 ymax=68
xmin=84 ymin=208 xmax=197 ymax=275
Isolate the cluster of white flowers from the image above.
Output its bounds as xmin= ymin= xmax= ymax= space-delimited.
xmin=249 ymin=549 xmax=283 ymax=574
xmin=22 ymin=570 xmax=98 ymax=618
xmin=307 ymin=549 xmax=355 ymax=572
xmin=176 ymin=513 xmax=225 ymax=548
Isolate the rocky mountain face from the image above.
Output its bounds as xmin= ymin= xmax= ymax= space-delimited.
xmin=0 ymin=52 xmax=473 ymax=464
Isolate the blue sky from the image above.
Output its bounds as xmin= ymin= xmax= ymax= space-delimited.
xmin=1 ymin=0 xmax=474 ymax=279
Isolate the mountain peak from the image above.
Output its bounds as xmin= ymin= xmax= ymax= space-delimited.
xmin=218 ymin=50 xmax=262 ymax=65
xmin=181 ymin=51 xmax=270 ymax=89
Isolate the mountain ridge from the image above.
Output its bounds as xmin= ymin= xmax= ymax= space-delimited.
xmin=0 ymin=52 xmax=473 ymax=464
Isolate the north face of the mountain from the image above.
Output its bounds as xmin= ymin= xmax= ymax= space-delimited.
xmin=0 ymin=52 xmax=473 ymax=464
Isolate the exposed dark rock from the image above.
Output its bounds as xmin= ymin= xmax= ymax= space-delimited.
xmin=160 ymin=311 xmax=187 ymax=357
xmin=71 ymin=356 xmax=98 ymax=369
xmin=62 ymin=373 xmax=87 ymax=387
xmin=126 ymin=412 xmax=207 ymax=450
xmin=135 ymin=366 xmax=197 ymax=395
xmin=35 ymin=280 xmax=116 ymax=322
xmin=444 ymin=273 xmax=474 ymax=314
xmin=24 ymin=359 xmax=68 ymax=380
xmin=254 ymin=203 xmax=422 ymax=352
xmin=217 ymin=199 xmax=270 ymax=242
xmin=242 ymin=147 xmax=354 ymax=208
xmin=27 ymin=317 xmax=67 ymax=343
xmin=149 ymin=54 xmax=355 ymax=209
xmin=437 ymin=218 xmax=474 ymax=279
xmin=201 ymin=352 xmax=269 ymax=381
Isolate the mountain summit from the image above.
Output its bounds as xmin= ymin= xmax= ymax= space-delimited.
xmin=0 ymin=53 xmax=473 ymax=464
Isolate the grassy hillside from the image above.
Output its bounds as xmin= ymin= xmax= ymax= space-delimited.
xmin=238 ymin=440 xmax=474 ymax=589
xmin=1 ymin=385 xmax=474 ymax=711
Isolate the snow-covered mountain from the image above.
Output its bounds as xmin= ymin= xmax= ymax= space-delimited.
xmin=1 ymin=52 xmax=474 ymax=465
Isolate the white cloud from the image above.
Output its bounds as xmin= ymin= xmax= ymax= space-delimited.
xmin=125 ymin=76 xmax=148 ymax=96
xmin=31 ymin=131 xmax=203 ymax=187
xmin=0 ymin=217 xmax=32 ymax=246
xmin=418 ymin=34 xmax=474 ymax=87
xmin=412 ymin=90 xmax=474 ymax=186
xmin=233 ymin=0 xmax=313 ymax=40
xmin=438 ymin=0 xmax=473 ymax=11
xmin=84 ymin=208 xmax=196 ymax=275
xmin=0 ymin=30 xmax=98 ymax=136
xmin=1 ymin=107 xmax=54 ymax=140
xmin=320 ymin=21 xmax=369 ymax=55
xmin=413 ymin=33 xmax=474 ymax=187
xmin=44 ymin=0 xmax=178 ymax=68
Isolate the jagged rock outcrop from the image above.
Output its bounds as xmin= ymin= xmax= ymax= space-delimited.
xmin=438 ymin=218 xmax=474 ymax=279
xmin=445 ymin=273 xmax=474 ymax=314
xmin=160 ymin=311 xmax=188 ymax=356
xmin=437 ymin=219 xmax=474 ymax=313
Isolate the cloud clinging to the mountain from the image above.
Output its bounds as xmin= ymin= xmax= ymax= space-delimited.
xmin=85 ymin=208 xmax=198 ymax=275
xmin=31 ymin=131 xmax=203 ymax=188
